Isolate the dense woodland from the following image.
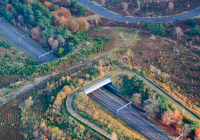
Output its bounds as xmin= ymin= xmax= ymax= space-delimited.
xmin=0 ymin=0 xmax=97 ymax=56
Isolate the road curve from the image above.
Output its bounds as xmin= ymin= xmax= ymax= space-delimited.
xmin=67 ymin=71 xmax=199 ymax=139
xmin=75 ymin=0 xmax=200 ymax=23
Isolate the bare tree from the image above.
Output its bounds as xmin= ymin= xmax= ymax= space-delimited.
xmin=131 ymin=93 xmax=141 ymax=106
xmin=122 ymin=2 xmax=128 ymax=11
xmin=182 ymin=124 xmax=191 ymax=137
xmin=102 ymin=0 xmax=106 ymax=5
xmin=143 ymin=94 xmax=159 ymax=116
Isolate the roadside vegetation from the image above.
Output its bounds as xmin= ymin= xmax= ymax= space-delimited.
xmin=91 ymin=0 xmax=200 ymax=17
xmin=74 ymin=92 xmax=147 ymax=140
xmin=111 ymin=74 xmax=200 ymax=139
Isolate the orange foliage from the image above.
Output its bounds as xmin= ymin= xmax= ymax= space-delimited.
xmin=173 ymin=109 xmax=183 ymax=125
xmin=43 ymin=1 xmax=52 ymax=10
xmin=85 ymin=74 xmax=90 ymax=79
xmin=195 ymin=128 xmax=200 ymax=138
xmin=6 ymin=4 xmax=13 ymax=11
xmin=66 ymin=19 xmax=79 ymax=33
xmin=78 ymin=79 xmax=84 ymax=85
xmin=77 ymin=18 xmax=89 ymax=31
xmin=53 ymin=7 xmax=71 ymax=26
xmin=63 ymin=86 xmax=71 ymax=95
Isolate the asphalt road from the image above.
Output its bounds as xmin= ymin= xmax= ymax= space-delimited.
xmin=88 ymin=88 xmax=172 ymax=140
xmin=68 ymin=71 xmax=199 ymax=139
xmin=78 ymin=71 xmax=199 ymax=120
xmin=75 ymin=0 xmax=200 ymax=23
xmin=0 ymin=20 xmax=56 ymax=63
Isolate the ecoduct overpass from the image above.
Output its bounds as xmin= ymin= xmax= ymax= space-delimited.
xmin=83 ymin=77 xmax=173 ymax=140
xmin=84 ymin=77 xmax=121 ymax=94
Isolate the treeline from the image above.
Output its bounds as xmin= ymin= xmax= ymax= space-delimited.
xmin=0 ymin=0 xmax=90 ymax=54
xmin=188 ymin=18 xmax=200 ymax=36
xmin=143 ymin=21 xmax=166 ymax=37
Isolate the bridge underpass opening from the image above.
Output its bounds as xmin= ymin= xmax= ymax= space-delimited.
xmin=84 ymin=78 xmax=112 ymax=95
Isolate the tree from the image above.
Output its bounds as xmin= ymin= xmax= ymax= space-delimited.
xmin=31 ymin=26 xmax=41 ymax=40
xmin=71 ymin=0 xmax=79 ymax=9
xmin=143 ymin=95 xmax=159 ymax=116
xmin=63 ymin=29 xmax=72 ymax=40
xmin=162 ymin=109 xmax=174 ymax=125
xmin=85 ymin=74 xmax=90 ymax=79
xmin=58 ymin=47 xmax=64 ymax=55
xmin=78 ymin=79 xmax=84 ymax=85
xmin=66 ymin=19 xmax=79 ymax=33
xmin=102 ymin=0 xmax=106 ymax=5
xmin=57 ymin=91 xmax=67 ymax=99
xmin=188 ymin=19 xmax=197 ymax=26
xmin=140 ymin=1 xmax=144 ymax=9
xmin=63 ymin=86 xmax=71 ymax=95
xmin=158 ymin=96 xmax=169 ymax=114
xmin=131 ymin=93 xmax=141 ymax=106
xmin=182 ymin=124 xmax=191 ymax=137
xmin=77 ymin=18 xmax=89 ymax=31
xmin=122 ymin=2 xmax=128 ymax=11
xmin=4 ymin=11 xmax=13 ymax=21
xmin=168 ymin=2 xmax=174 ymax=10
xmin=190 ymin=122 xmax=200 ymax=131
xmin=6 ymin=4 xmax=13 ymax=11
xmin=195 ymin=128 xmax=200 ymax=138
xmin=173 ymin=109 xmax=183 ymax=127
xmin=190 ymin=25 xmax=200 ymax=35
xmin=43 ymin=1 xmax=53 ymax=11
xmin=154 ymin=24 xmax=166 ymax=37
xmin=77 ymin=6 xmax=86 ymax=15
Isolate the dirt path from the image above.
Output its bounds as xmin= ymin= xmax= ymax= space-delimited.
xmin=0 ymin=72 xmax=57 ymax=105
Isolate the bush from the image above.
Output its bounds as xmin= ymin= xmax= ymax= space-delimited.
xmin=71 ymin=0 xmax=79 ymax=9
xmin=99 ymin=21 xmax=103 ymax=25
xmin=114 ymin=23 xmax=117 ymax=26
xmin=77 ymin=6 xmax=86 ymax=15
xmin=188 ymin=19 xmax=197 ymax=26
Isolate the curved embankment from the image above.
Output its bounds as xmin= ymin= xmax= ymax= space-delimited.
xmin=66 ymin=71 xmax=200 ymax=139
xmin=75 ymin=0 xmax=200 ymax=23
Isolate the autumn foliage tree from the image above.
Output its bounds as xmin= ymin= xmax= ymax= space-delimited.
xmin=168 ymin=2 xmax=174 ymax=10
xmin=63 ymin=86 xmax=71 ymax=95
xmin=85 ymin=74 xmax=90 ymax=79
xmin=31 ymin=26 xmax=41 ymax=40
xmin=77 ymin=18 xmax=89 ymax=31
xmin=66 ymin=19 xmax=79 ymax=33
xmin=53 ymin=7 xmax=71 ymax=26
xmin=162 ymin=109 xmax=174 ymax=125
xmin=43 ymin=1 xmax=53 ymax=11
xmin=162 ymin=109 xmax=183 ymax=132
xmin=195 ymin=128 xmax=200 ymax=138
xmin=78 ymin=79 xmax=84 ymax=85
xmin=6 ymin=4 xmax=13 ymax=11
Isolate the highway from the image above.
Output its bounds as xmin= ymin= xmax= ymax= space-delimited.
xmin=75 ymin=0 xmax=200 ymax=23
xmin=0 ymin=19 xmax=56 ymax=63
xmin=88 ymin=88 xmax=173 ymax=140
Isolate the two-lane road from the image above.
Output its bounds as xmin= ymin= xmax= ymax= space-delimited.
xmin=75 ymin=0 xmax=200 ymax=23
